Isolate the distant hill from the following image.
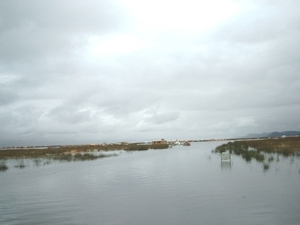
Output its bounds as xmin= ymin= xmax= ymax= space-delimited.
xmin=243 ymin=131 xmax=300 ymax=138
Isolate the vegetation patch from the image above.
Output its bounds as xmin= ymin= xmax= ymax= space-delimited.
xmin=214 ymin=137 xmax=300 ymax=171
xmin=150 ymin=144 xmax=169 ymax=150
xmin=14 ymin=159 xmax=26 ymax=169
xmin=214 ymin=137 xmax=300 ymax=156
xmin=0 ymin=160 xmax=8 ymax=171
xmin=263 ymin=163 xmax=270 ymax=171
xmin=214 ymin=142 xmax=265 ymax=163
xmin=125 ymin=145 xmax=149 ymax=151
xmin=0 ymin=143 xmax=168 ymax=160
xmin=125 ymin=144 xmax=169 ymax=151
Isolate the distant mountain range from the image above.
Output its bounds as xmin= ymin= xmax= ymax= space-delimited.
xmin=243 ymin=131 xmax=300 ymax=138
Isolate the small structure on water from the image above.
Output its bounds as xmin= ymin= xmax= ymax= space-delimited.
xmin=221 ymin=152 xmax=231 ymax=161
xmin=220 ymin=152 xmax=232 ymax=170
xmin=152 ymin=139 xmax=168 ymax=145
xmin=168 ymin=140 xmax=191 ymax=147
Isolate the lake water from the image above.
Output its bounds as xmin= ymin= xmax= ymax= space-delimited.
xmin=1 ymin=142 xmax=300 ymax=225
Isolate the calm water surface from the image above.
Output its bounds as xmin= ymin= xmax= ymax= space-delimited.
xmin=1 ymin=142 xmax=300 ymax=225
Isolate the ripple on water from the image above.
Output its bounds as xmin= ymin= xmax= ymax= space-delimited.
xmin=1 ymin=142 xmax=300 ymax=225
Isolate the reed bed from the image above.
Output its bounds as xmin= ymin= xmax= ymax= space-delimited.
xmin=0 ymin=143 xmax=169 ymax=159
xmin=214 ymin=137 xmax=300 ymax=171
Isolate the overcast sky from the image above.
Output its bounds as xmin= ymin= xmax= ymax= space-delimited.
xmin=1 ymin=0 xmax=300 ymax=146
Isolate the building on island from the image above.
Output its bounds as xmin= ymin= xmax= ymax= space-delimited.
xmin=152 ymin=139 xmax=168 ymax=145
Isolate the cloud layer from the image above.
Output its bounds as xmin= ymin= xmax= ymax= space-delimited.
xmin=1 ymin=0 xmax=300 ymax=146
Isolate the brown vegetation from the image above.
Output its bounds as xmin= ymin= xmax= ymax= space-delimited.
xmin=214 ymin=137 xmax=300 ymax=171
xmin=238 ymin=137 xmax=300 ymax=155
xmin=215 ymin=137 xmax=300 ymax=156
xmin=0 ymin=143 xmax=169 ymax=159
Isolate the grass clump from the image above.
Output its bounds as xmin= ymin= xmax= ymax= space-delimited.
xmin=125 ymin=145 xmax=149 ymax=151
xmin=215 ymin=141 xmax=265 ymax=163
xmin=214 ymin=137 xmax=300 ymax=172
xmin=73 ymin=153 xmax=100 ymax=161
xmin=52 ymin=154 xmax=73 ymax=162
xmin=151 ymin=144 xmax=169 ymax=150
xmin=263 ymin=163 xmax=270 ymax=171
xmin=14 ymin=159 xmax=26 ymax=169
xmin=0 ymin=160 xmax=8 ymax=171
xmin=125 ymin=144 xmax=169 ymax=151
xmin=268 ymin=156 xmax=274 ymax=163
xmin=215 ymin=137 xmax=300 ymax=160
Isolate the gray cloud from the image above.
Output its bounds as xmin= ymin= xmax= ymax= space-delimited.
xmin=145 ymin=111 xmax=180 ymax=125
xmin=0 ymin=0 xmax=300 ymax=146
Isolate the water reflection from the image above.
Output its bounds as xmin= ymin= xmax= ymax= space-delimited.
xmin=220 ymin=153 xmax=232 ymax=170
xmin=1 ymin=142 xmax=300 ymax=225
xmin=221 ymin=160 xmax=232 ymax=170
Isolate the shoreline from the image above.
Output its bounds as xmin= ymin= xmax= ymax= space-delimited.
xmin=0 ymin=143 xmax=169 ymax=159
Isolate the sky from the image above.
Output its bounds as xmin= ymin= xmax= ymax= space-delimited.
xmin=1 ymin=0 xmax=300 ymax=146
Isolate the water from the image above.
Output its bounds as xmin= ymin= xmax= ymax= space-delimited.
xmin=1 ymin=142 xmax=300 ymax=225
